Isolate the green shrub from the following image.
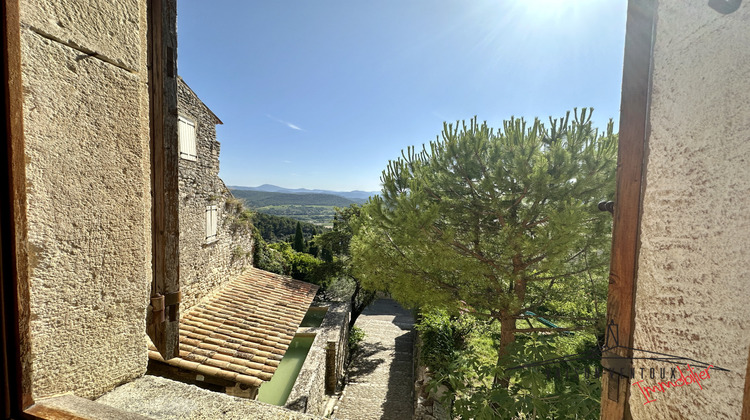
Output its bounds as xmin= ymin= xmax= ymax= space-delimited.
xmin=416 ymin=309 xmax=474 ymax=378
xmin=348 ymin=326 xmax=365 ymax=356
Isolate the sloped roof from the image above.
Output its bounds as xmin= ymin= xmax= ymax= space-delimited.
xmin=148 ymin=268 xmax=318 ymax=387
xmin=177 ymin=76 xmax=223 ymax=125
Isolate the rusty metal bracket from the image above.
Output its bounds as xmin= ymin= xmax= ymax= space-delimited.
xmin=598 ymin=200 xmax=615 ymax=214
xmin=151 ymin=295 xmax=165 ymax=323
xmin=601 ymin=350 xmax=633 ymax=377
xmin=164 ymin=291 xmax=181 ymax=307
xmin=152 ymin=292 xmax=181 ymax=324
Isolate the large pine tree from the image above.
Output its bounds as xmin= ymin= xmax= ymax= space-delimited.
xmin=351 ymin=109 xmax=617 ymax=384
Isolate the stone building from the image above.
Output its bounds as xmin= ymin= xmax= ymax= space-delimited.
xmin=1 ymin=1 xmax=321 ymax=418
xmin=175 ymin=77 xmax=253 ymax=312
xmin=8 ymin=0 xmax=157 ymax=403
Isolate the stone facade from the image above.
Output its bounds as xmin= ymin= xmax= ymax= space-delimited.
xmin=628 ymin=2 xmax=750 ymax=419
xmin=14 ymin=1 xmax=254 ymax=402
xmin=18 ymin=0 xmax=152 ymax=399
xmin=176 ymin=78 xmax=254 ymax=312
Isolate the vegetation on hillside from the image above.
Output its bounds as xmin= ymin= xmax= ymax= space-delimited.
xmin=231 ymin=189 xmax=368 ymax=226
xmin=251 ymin=212 xmax=324 ymax=243
xmin=351 ymin=110 xmax=616 ymax=418
xmin=231 ymin=190 xmax=362 ymax=207
xmin=249 ymin=204 xmax=375 ymax=330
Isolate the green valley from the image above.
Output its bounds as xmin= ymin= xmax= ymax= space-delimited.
xmin=230 ymin=189 xmax=366 ymax=226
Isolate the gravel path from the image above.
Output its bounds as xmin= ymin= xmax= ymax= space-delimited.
xmin=332 ymin=299 xmax=415 ymax=420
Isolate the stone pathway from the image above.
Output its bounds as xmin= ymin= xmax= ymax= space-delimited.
xmin=332 ymin=299 xmax=415 ymax=420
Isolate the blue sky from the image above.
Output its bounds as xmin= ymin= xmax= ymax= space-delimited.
xmin=177 ymin=0 xmax=627 ymax=192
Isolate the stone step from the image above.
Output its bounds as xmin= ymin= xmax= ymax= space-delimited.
xmin=332 ymin=298 xmax=416 ymax=420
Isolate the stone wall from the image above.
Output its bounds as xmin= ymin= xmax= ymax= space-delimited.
xmin=285 ymin=332 xmax=326 ymax=416
xmin=176 ymin=78 xmax=253 ymax=312
xmin=97 ymin=375 xmax=327 ymax=420
xmin=413 ymin=333 xmax=450 ymax=420
xmin=286 ymin=301 xmax=351 ymax=416
xmin=629 ymin=2 xmax=750 ymax=418
xmin=18 ymin=0 xmax=152 ymax=399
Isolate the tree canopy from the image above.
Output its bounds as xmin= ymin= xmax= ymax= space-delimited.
xmin=316 ymin=205 xmax=376 ymax=327
xmin=351 ymin=109 xmax=617 ymax=372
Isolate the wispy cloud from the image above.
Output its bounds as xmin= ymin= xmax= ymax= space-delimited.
xmin=266 ymin=114 xmax=304 ymax=131
xmin=282 ymin=160 xmax=292 ymax=164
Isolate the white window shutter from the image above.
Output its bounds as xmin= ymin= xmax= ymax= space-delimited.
xmin=206 ymin=205 xmax=218 ymax=241
xmin=178 ymin=116 xmax=197 ymax=161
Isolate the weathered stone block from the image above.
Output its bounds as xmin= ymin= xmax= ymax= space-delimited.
xmin=20 ymin=0 xmax=143 ymax=71
xmin=20 ymin=26 xmax=151 ymax=399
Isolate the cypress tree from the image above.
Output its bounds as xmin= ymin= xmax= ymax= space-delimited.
xmin=292 ymin=221 xmax=305 ymax=252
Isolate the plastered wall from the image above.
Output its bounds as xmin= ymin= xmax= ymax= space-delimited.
xmin=19 ymin=0 xmax=152 ymax=399
xmin=629 ymin=1 xmax=750 ymax=418
xmin=176 ymin=79 xmax=254 ymax=312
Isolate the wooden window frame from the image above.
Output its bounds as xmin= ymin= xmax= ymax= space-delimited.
xmin=3 ymin=0 xmax=181 ymax=416
xmin=2 ymin=0 xmax=32 ymax=417
xmin=601 ymin=2 xmax=750 ymax=419
xmin=147 ymin=0 xmax=181 ymax=360
xmin=599 ymin=0 xmax=656 ymax=418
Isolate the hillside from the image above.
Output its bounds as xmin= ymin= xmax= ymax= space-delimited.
xmin=230 ymin=189 xmax=359 ymax=226
xmin=229 ymin=184 xmax=378 ymax=202
xmin=252 ymin=212 xmax=324 ymax=243
xmin=231 ymin=190 xmax=360 ymax=207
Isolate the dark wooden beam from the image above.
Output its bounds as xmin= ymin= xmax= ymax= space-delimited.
xmin=600 ymin=0 xmax=656 ymax=418
xmin=2 ymin=0 xmax=33 ymax=416
xmin=147 ymin=360 xmax=231 ymax=391
xmin=147 ymin=0 xmax=180 ymax=360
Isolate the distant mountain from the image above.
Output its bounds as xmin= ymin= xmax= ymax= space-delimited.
xmin=231 ymin=190 xmax=358 ymax=207
xmin=229 ymin=184 xmax=378 ymax=202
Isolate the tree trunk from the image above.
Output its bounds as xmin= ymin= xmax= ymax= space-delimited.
xmin=493 ymin=314 xmax=517 ymax=389
xmin=348 ymin=279 xmax=375 ymax=329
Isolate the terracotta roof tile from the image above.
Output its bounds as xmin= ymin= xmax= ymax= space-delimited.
xmin=149 ymin=267 xmax=318 ymax=387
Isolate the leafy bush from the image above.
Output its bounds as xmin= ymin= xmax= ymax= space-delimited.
xmin=348 ymin=326 xmax=365 ymax=356
xmin=287 ymin=251 xmax=323 ymax=284
xmin=416 ymin=309 xmax=475 ymax=379
xmin=428 ymin=333 xmax=601 ymax=420
xmin=253 ymin=235 xmax=288 ymax=274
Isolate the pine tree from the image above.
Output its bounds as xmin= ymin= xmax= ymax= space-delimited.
xmin=351 ymin=109 xmax=617 ymax=386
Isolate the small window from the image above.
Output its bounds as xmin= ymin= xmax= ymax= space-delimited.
xmin=178 ymin=116 xmax=197 ymax=161
xmin=206 ymin=205 xmax=218 ymax=242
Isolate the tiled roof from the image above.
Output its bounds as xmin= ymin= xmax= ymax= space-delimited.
xmin=148 ymin=267 xmax=318 ymax=387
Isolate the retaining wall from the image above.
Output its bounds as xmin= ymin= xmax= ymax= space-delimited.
xmin=286 ymin=301 xmax=351 ymax=416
